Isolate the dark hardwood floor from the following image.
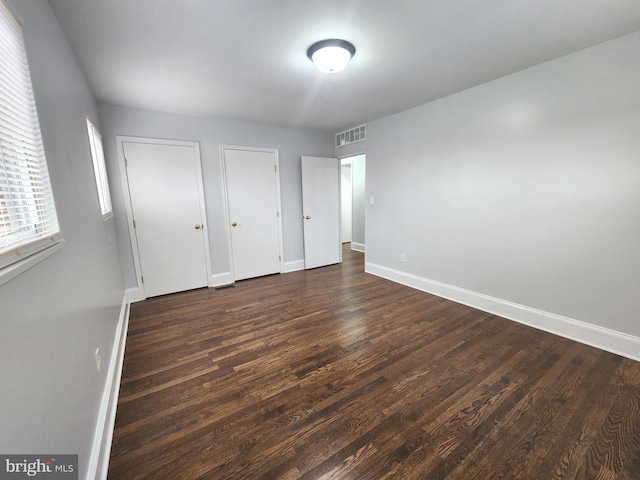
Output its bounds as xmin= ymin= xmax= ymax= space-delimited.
xmin=108 ymin=244 xmax=640 ymax=479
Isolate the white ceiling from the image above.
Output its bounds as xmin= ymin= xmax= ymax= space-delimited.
xmin=47 ymin=0 xmax=640 ymax=132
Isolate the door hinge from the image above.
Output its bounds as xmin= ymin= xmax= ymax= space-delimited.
xmin=133 ymin=219 xmax=136 ymax=228
xmin=141 ymin=276 xmax=144 ymax=284
xmin=279 ymin=255 xmax=281 ymax=261
xmin=274 ymin=164 xmax=277 ymax=172
xmin=124 ymin=157 xmax=128 ymax=168
xmin=277 ymin=211 xmax=280 ymax=218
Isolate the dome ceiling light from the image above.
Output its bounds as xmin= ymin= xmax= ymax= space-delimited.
xmin=307 ymin=39 xmax=356 ymax=73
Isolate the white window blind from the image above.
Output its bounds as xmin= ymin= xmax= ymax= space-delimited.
xmin=86 ymin=118 xmax=113 ymax=221
xmin=0 ymin=0 xmax=62 ymax=270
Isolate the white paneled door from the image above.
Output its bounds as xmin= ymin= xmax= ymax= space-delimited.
xmin=123 ymin=140 xmax=210 ymax=297
xmin=301 ymin=156 xmax=341 ymax=269
xmin=222 ymin=146 xmax=283 ymax=281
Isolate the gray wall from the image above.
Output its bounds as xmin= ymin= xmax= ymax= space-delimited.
xmin=339 ymin=32 xmax=640 ymax=337
xmin=1 ymin=8 xmax=635 ymax=480
xmin=0 ymin=2 xmax=125 ymax=478
xmin=98 ymin=104 xmax=335 ymax=290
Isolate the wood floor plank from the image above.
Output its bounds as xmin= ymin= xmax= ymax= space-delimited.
xmin=108 ymin=244 xmax=640 ymax=479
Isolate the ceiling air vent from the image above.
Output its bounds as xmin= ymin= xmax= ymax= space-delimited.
xmin=336 ymin=124 xmax=366 ymax=148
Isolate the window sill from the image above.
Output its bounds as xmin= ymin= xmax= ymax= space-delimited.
xmin=0 ymin=239 xmax=66 ymax=287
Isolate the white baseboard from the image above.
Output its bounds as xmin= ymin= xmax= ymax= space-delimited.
xmin=351 ymin=242 xmax=365 ymax=253
xmin=284 ymin=259 xmax=305 ymax=273
xmin=129 ymin=274 xmax=236 ymax=297
xmin=211 ymin=271 xmax=233 ymax=287
xmin=125 ymin=287 xmax=143 ymax=303
xmin=88 ymin=292 xmax=131 ymax=480
xmin=365 ymin=262 xmax=640 ymax=363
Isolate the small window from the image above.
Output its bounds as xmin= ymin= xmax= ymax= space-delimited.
xmin=86 ymin=119 xmax=113 ymax=221
xmin=0 ymin=0 xmax=63 ymax=273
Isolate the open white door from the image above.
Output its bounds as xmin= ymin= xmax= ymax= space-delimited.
xmin=301 ymin=156 xmax=341 ymax=269
xmin=122 ymin=139 xmax=210 ymax=298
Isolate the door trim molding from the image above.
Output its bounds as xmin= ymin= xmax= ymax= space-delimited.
xmin=219 ymin=145 xmax=284 ymax=282
xmin=116 ymin=136 xmax=213 ymax=299
xmin=339 ymin=152 xmax=367 ymax=263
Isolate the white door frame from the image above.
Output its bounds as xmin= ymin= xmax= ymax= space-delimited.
xmin=220 ymin=144 xmax=284 ymax=281
xmin=338 ymin=150 xmax=367 ymax=254
xmin=117 ymin=136 xmax=213 ymax=300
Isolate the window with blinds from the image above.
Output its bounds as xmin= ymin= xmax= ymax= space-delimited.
xmin=86 ymin=118 xmax=113 ymax=221
xmin=0 ymin=0 xmax=62 ymax=271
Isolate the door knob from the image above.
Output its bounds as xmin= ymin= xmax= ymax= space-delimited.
xmin=305 ymin=215 xmax=311 ymax=220
xmin=194 ymin=224 xmax=201 ymax=230
xmin=231 ymin=221 xmax=237 ymax=227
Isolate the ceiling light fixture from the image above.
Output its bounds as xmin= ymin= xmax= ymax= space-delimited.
xmin=307 ymin=39 xmax=356 ymax=73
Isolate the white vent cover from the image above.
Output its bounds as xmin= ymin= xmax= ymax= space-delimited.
xmin=336 ymin=124 xmax=366 ymax=147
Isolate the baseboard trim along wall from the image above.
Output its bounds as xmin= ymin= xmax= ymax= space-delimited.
xmin=127 ymin=273 xmax=236 ymax=301
xmin=351 ymin=242 xmax=365 ymax=253
xmin=366 ymin=262 xmax=640 ymax=363
xmin=125 ymin=287 xmax=143 ymax=304
xmin=88 ymin=293 xmax=131 ymax=480
xmin=284 ymin=260 xmax=305 ymax=273
xmin=211 ymin=271 xmax=233 ymax=287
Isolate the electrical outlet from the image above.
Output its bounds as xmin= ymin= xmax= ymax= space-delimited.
xmin=400 ymin=253 xmax=405 ymax=263
xmin=95 ymin=348 xmax=101 ymax=372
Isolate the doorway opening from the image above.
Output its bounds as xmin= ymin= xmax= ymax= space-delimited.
xmin=340 ymin=154 xmax=366 ymax=253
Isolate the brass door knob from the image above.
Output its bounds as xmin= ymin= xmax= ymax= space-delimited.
xmin=305 ymin=215 xmax=311 ymax=220
xmin=194 ymin=224 xmax=201 ymax=230
xmin=231 ymin=221 xmax=237 ymax=227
